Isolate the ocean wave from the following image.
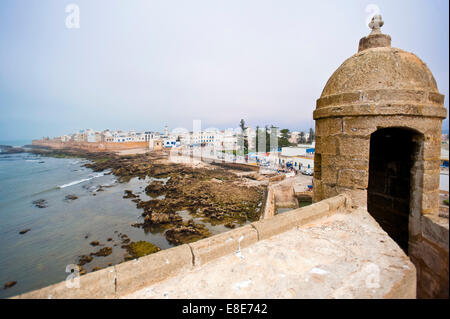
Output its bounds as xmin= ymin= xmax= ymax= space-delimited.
xmin=58 ymin=172 xmax=107 ymax=189
xmin=31 ymin=186 xmax=59 ymax=196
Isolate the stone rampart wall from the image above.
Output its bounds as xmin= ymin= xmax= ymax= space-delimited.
xmin=13 ymin=194 xmax=351 ymax=299
xmin=32 ymin=140 xmax=149 ymax=152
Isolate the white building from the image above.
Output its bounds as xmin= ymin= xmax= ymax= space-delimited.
xmin=277 ymin=144 xmax=315 ymax=171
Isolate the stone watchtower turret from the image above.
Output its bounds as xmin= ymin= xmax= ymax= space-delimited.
xmin=313 ymin=15 xmax=448 ymax=298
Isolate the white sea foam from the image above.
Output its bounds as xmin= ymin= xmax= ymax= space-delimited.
xmin=58 ymin=172 xmax=106 ymax=189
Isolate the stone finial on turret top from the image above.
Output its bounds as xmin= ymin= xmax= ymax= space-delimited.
xmin=358 ymin=14 xmax=390 ymax=52
xmin=369 ymin=14 xmax=384 ymax=35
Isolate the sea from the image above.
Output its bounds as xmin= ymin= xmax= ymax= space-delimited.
xmin=0 ymin=147 xmax=231 ymax=298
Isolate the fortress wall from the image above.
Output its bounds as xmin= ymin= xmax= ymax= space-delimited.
xmin=209 ymin=161 xmax=260 ymax=172
xmin=13 ymin=194 xmax=351 ymax=299
xmin=261 ymin=186 xmax=275 ymax=219
xmin=31 ymin=140 xmax=149 ymax=152
xmin=410 ymin=215 xmax=449 ymax=298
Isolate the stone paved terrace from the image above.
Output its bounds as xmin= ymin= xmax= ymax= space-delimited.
xmin=124 ymin=208 xmax=415 ymax=299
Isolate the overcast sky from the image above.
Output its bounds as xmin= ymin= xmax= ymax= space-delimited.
xmin=0 ymin=0 xmax=448 ymax=140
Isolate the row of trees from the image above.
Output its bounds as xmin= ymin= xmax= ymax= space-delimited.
xmin=239 ymin=119 xmax=315 ymax=154
xmin=278 ymin=128 xmax=314 ymax=147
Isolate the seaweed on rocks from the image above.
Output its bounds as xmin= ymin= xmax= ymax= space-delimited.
xmin=123 ymin=241 xmax=161 ymax=259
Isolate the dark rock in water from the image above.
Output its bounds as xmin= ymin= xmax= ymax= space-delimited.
xmin=33 ymin=199 xmax=48 ymax=208
xmin=4 ymin=281 xmax=17 ymax=289
xmin=224 ymin=222 xmax=236 ymax=229
xmin=38 ymin=161 xmax=45 ymax=164
xmin=19 ymin=228 xmax=31 ymax=235
xmin=165 ymin=220 xmax=211 ymax=245
xmin=84 ymin=234 xmax=89 ymax=239
xmin=107 ymin=238 xmax=112 ymax=242
xmin=123 ymin=190 xmax=138 ymax=199
xmin=0 ymin=145 xmax=25 ymax=154
xmin=90 ymin=247 xmax=112 ymax=257
xmin=65 ymin=194 xmax=78 ymax=201
xmin=145 ymin=181 xmax=165 ymax=195
xmin=0 ymin=145 xmax=13 ymax=151
xmin=92 ymin=267 xmax=104 ymax=272
xmin=90 ymin=240 xmax=100 ymax=246
xmin=78 ymin=255 xmax=93 ymax=266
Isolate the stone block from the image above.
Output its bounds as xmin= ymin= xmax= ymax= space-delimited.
xmin=409 ymin=240 xmax=446 ymax=277
xmin=337 ymin=136 xmax=370 ymax=157
xmin=363 ymin=89 xmax=426 ymax=104
xmin=316 ymin=118 xmax=342 ymax=136
xmin=189 ymin=225 xmax=258 ymax=267
xmin=315 ymin=136 xmax=339 ymax=155
xmin=421 ymin=159 xmax=441 ymax=171
xmin=320 ymin=194 xmax=349 ymax=213
xmin=337 ymin=169 xmax=368 ymax=188
xmin=344 ymin=189 xmax=367 ymax=207
xmin=322 ymin=183 xmax=340 ymax=199
xmin=408 ymin=213 xmax=422 ymax=238
xmin=428 ymin=92 xmax=445 ymax=105
xmin=322 ymin=154 xmax=368 ymax=171
xmin=342 ymin=116 xmax=377 ymax=136
xmin=252 ymin=201 xmax=330 ymax=240
xmin=341 ymin=92 xmax=362 ymax=104
xmin=421 ymin=191 xmax=439 ymax=211
xmin=418 ymin=266 xmax=447 ymax=299
xmin=423 ymin=141 xmax=442 ymax=160
xmin=16 ymin=267 xmax=117 ymax=299
xmin=421 ymin=173 xmax=440 ymax=192
xmin=383 ymin=262 xmax=416 ymax=299
xmin=115 ymin=244 xmax=193 ymax=296
xmin=316 ymin=96 xmax=329 ymax=108
xmin=321 ymin=166 xmax=338 ymax=184
xmin=312 ymin=179 xmax=323 ymax=202
xmin=421 ymin=215 xmax=449 ymax=250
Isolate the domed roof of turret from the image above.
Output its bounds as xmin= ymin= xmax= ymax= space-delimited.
xmin=320 ymin=15 xmax=439 ymax=99
xmin=320 ymin=47 xmax=439 ymax=98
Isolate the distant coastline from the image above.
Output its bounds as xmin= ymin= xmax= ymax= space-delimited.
xmin=0 ymin=140 xmax=32 ymax=148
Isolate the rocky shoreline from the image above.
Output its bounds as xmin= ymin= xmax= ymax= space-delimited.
xmin=27 ymin=146 xmax=267 ymax=276
xmin=0 ymin=145 xmax=26 ymax=154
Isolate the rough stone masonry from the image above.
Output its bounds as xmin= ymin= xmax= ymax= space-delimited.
xmin=313 ymin=15 xmax=448 ymax=298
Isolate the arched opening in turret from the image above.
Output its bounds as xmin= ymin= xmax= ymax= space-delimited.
xmin=367 ymin=127 xmax=424 ymax=254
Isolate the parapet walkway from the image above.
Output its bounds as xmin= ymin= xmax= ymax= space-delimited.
xmin=14 ymin=195 xmax=415 ymax=299
xmin=125 ymin=208 xmax=415 ymax=299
